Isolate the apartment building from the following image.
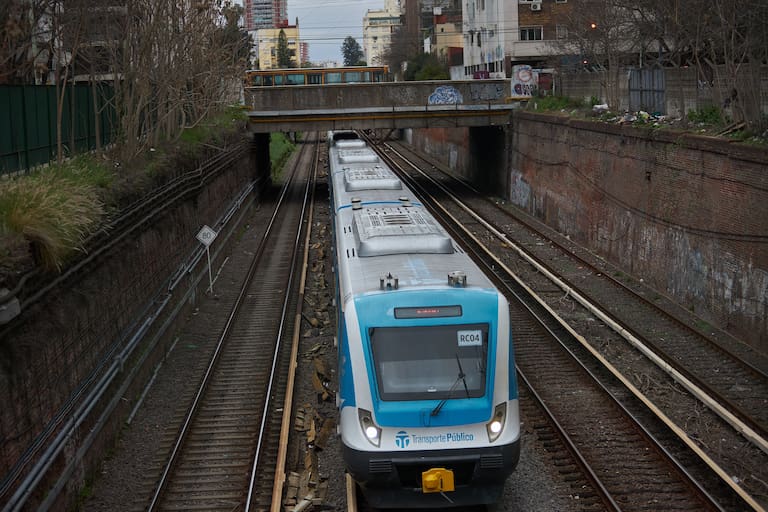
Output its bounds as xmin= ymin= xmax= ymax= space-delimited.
xmin=420 ymin=1 xmax=463 ymax=66
xmin=256 ymin=23 xmax=300 ymax=69
xmin=462 ymin=0 xmax=573 ymax=78
xmin=461 ymin=0 xmax=517 ymax=78
xmin=244 ymin=0 xmax=288 ymax=31
xmin=363 ymin=0 xmax=403 ymax=66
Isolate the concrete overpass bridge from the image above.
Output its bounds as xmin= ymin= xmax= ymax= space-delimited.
xmin=244 ymin=79 xmax=524 ymax=133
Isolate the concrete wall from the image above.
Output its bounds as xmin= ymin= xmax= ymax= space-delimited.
xmin=245 ymin=80 xmax=511 ymax=111
xmin=409 ymin=115 xmax=768 ymax=354
xmin=559 ymin=65 xmax=768 ymax=117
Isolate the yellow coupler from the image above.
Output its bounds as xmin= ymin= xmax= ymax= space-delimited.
xmin=421 ymin=468 xmax=455 ymax=493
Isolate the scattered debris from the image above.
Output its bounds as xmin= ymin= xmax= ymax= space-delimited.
xmin=314 ymin=416 xmax=335 ymax=451
xmin=286 ymin=404 xmax=333 ymax=511
xmin=311 ymin=357 xmax=335 ymax=402
xmin=715 ymin=121 xmax=746 ymax=137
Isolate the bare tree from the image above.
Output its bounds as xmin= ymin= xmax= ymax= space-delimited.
xmin=661 ymin=0 xmax=768 ymax=130
xmin=0 ymin=0 xmax=56 ymax=84
xmin=565 ymin=0 xmax=767 ymax=130
xmin=551 ymin=0 xmax=647 ymax=109
xmin=5 ymin=0 xmax=249 ymax=164
xmin=383 ymin=27 xmax=420 ymax=81
xmin=86 ymin=0 xmax=250 ymax=158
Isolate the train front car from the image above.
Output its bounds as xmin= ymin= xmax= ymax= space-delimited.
xmin=329 ymin=135 xmax=520 ymax=508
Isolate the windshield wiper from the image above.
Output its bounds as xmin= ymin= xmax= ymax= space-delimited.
xmin=430 ymin=354 xmax=470 ymax=417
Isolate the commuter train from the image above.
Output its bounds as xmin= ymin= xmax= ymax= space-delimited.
xmin=244 ymin=65 xmax=389 ymax=87
xmin=327 ymin=131 xmax=520 ymax=508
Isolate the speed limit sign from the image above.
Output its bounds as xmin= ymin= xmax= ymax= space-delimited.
xmin=196 ymin=225 xmax=217 ymax=246
xmin=196 ymin=225 xmax=217 ymax=293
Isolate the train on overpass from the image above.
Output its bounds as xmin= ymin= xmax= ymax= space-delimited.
xmin=245 ymin=65 xmax=390 ymax=87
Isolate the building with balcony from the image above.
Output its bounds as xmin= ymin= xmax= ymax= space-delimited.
xmin=243 ymin=0 xmax=288 ymax=31
xmin=363 ymin=0 xmax=403 ymax=66
xmin=461 ymin=0 xmax=518 ymax=78
xmin=460 ymin=0 xmax=575 ymax=78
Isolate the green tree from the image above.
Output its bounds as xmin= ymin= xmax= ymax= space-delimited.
xmin=406 ymin=53 xmax=449 ymax=81
xmin=277 ymin=29 xmax=293 ymax=67
xmin=341 ymin=36 xmax=365 ymax=66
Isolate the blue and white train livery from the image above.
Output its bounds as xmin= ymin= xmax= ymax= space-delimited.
xmin=328 ymin=131 xmax=520 ymax=508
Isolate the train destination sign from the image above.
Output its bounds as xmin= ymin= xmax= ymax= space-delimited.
xmin=394 ymin=305 xmax=462 ymax=319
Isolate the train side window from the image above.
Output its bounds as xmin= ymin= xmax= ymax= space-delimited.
xmin=274 ymin=75 xmax=284 ymax=85
xmin=308 ymin=73 xmax=322 ymax=84
xmin=345 ymin=72 xmax=362 ymax=83
xmin=326 ymin=72 xmax=342 ymax=84
xmin=263 ymin=75 xmax=273 ymax=86
xmin=286 ymin=73 xmax=305 ymax=85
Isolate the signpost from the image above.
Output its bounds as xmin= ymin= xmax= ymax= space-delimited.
xmin=196 ymin=225 xmax=218 ymax=294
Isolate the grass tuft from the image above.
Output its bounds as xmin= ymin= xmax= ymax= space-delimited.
xmin=0 ymin=170 xmax=105 ymax=272
xmin=0 ymin=105 xmax=254 ymax=280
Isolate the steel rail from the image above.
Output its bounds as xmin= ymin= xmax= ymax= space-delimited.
xmin=1 ymin=164 xmax=257 ymax=512
xmin=385 ymin=140 xmax=768 ymax=381
xmin=146 ymin=141 xmax=308 ymax=511
xmin=376 ymin=141 xmax=763 ymax=512
xmin=244 ymin=138 xmax=314 ymax=511
xmin=385 ymin=141 xmax=768 ymax=453
xmin=269 ymin=136 xmax=321 ymax=511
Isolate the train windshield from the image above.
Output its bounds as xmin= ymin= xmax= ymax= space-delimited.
xmin=369 ymin=323 xmax=488 ymax=401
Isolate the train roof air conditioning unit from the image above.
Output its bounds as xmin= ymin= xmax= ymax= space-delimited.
xmin=531 ymin=2 xmax=542 ymax=11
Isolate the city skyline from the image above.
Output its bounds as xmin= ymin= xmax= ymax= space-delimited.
xmin=238 ymin=0 xmax=385 ymax=64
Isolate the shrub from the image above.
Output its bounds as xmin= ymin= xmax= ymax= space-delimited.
xmin=529 ymin=95 xmax=586 ymax=112
xmin=687 ymin=105 xmax=723 ymax=125
xmin=270 ymin=132 xmax=296 ymax=180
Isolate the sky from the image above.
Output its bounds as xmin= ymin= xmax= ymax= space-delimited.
xmin=288 ymin=0 xmax=384 ymax=63
xmin=236 ymin=0 xmax=385 ymax=64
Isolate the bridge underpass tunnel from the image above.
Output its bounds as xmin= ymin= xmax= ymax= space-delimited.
xmin=469 ymin=126 xmax=507 ymax=194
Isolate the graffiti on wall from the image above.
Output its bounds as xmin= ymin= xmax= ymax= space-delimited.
xmin=428 ymin=86 xmax=463 ymax=105
xmin=469 ymin=83 xmax=506 ymax=101
xmin=511 ymin=65 xmax=537 ymax=98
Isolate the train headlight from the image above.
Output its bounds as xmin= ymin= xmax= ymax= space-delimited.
xmin=358 ymin=408 xmax=381 ymax=447
xmin=486 ymin=403 xmax=507 ymax=442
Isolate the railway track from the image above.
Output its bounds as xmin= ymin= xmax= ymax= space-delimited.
xmin=137 ymin=137 xmax=320 ymax=512
xmin=384 ymin=141 xmax=768 ymax=443
xmin=369 ymin=136 xmax=767 ymax=512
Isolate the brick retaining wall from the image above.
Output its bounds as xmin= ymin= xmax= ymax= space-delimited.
xmin=409 ymin=114 xmax=768 ymax=354
xmin=0 ymin=142 xmax=260 ymax=508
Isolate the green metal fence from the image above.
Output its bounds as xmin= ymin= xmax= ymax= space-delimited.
xmin=0 ymin=83 xmax=117 ymax=175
